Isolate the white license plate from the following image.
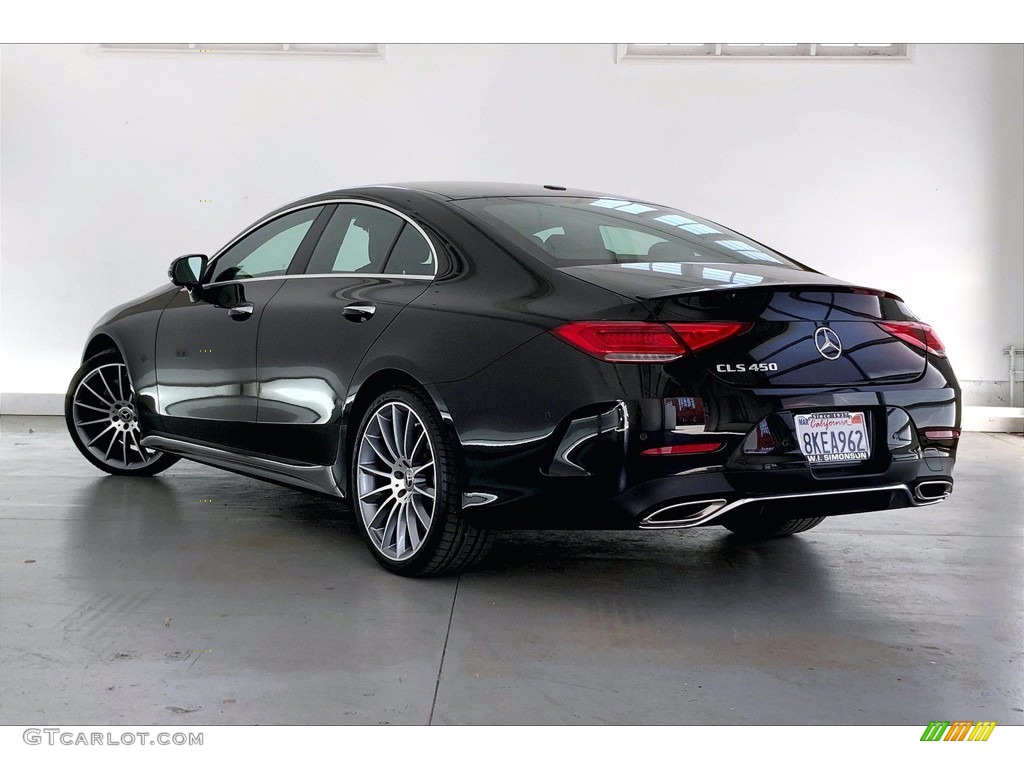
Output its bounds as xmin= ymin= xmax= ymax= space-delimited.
xmin=794 ymin=411 xmax=870 ymax=464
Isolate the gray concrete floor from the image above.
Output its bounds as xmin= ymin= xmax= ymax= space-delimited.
xmin=1 ymin=416 xmax=1021 ymax=725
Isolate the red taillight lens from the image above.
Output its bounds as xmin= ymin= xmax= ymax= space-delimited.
xmin=667 ymin=322 xmax=752 ymax=354
xmin=878 ymin=321 xmax=946 ymax=358
xmin=551 ymin=321 xmax=750 ymax=363
xmin=551 ymin=322 xmax=684 ymax=362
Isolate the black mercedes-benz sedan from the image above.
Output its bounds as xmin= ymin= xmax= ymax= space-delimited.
xmin=65 ymin=182 xmax=960 ymax=575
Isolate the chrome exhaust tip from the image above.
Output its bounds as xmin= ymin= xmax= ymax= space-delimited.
xmin=914 ymin=480 xmax=953 ymax=502
xmin=640 ymin=499 xmax=728 ymax=529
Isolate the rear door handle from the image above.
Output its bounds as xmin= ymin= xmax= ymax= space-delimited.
xmin=342 ymin=303 xmax=377 ymax=323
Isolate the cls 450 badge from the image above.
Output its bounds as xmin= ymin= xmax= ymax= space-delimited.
xmin=716 ymin=363 xmax=779 ymax=373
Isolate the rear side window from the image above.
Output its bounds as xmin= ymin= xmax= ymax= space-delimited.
xmin=306 ymin=204 xmax=404 ymax=274
xmin=383 ymin=225 xmax=434 ymax=276
xmin=456 ymin=197 xmax=802 ymax=270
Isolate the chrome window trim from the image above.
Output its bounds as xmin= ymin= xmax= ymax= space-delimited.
xmin=200 ymin=272 xmax=434 ymax=290
xmin=205 ymin=198 xmax=439 ymax=284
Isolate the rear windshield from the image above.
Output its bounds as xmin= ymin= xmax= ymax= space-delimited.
xmin=456 ymin=196 xmax=803 ymax=270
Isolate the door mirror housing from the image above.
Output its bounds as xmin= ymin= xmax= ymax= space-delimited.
xmin=169 ymin=254 xmax=208 ymax=289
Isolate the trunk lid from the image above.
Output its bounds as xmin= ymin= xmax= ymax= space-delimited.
xmin=559 ymin=262 xmax=927 ymax=388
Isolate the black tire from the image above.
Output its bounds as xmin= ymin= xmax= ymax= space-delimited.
xmin=65 ymin=350 xmax=180 ymax=477
xmin=722 ymin=515 xmax=825 ymax=540
xmin=351 ymin=386 xmax=491 ymax=576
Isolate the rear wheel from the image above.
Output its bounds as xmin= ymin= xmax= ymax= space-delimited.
xmin=65 ymin=351 xmax=179 ymax=476
xmin=352 ymin=387 xmax=491 ymax=576
xmin=722 ymin=515 xmax=825 ymax=539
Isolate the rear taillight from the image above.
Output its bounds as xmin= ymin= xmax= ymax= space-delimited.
xmin=668 ymin=322 xmax=753 ymax=354
xmin=551 ymin=321 xmax=750 ymax=363
xmin=878 ymin=321 xmax=946 ymax=357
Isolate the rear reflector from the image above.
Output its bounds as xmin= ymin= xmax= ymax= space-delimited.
xmin=552 ymin=321 xmax=750 ymax=363
xmin=642 ymin=442 xmax=723 ymax=456
xmin=923 ymin=428 xmax=960 ymax=440
xmin=878 ymin=321 xmax=947 ymax=357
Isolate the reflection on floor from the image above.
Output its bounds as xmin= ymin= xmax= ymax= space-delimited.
xmin=1 ymin=416 xmax=1022 ymax=725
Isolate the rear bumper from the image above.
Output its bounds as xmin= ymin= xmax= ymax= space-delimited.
xmin=611 ymin=448 xmax=955 ymax=529
xmin=631 ymin=480 xmax=951 ymax=530
xmin=461 ymin=455 xmax=955 ymax=530
xmin=434 ymin=332 xmax=961 ymax=531
xmin=451 ymin=394 xmax=958 ymax=530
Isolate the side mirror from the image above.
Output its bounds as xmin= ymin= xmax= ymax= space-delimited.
xmin=169 ymin=254 xmax=208 ymax=289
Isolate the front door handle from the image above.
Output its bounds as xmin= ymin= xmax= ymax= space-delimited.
xmin=342 ymin=303 xmax=377 ymax=323
xmin=227 ymin=302 xmax=255 ymax=321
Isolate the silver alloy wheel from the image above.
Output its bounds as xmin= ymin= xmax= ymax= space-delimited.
xmin=355 ymin=402 xmax=437 ymax=561
xmin=71 ymin=363 xmax=163 ymax=470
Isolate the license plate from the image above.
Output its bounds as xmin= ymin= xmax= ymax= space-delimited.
xmin=794 ymin=411 xmax=870 ymax=464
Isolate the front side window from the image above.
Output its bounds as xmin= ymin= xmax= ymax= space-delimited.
xmin=209 ymin=207 xmax=322 ymax=283
xmin=456 ymin=197 xmax=803 ymax=270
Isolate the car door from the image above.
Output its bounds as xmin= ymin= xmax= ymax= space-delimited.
xmin=154 ymin=205 xmax=329 ymax=450
xmin=253 ymin=201 xmax=436 ymax=465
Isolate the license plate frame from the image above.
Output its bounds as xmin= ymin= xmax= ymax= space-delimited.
xmin=793 ymin=411 xmax=871 ymax=464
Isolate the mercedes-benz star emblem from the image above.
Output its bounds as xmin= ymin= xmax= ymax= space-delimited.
xmin=814 ymin=326 xmax=843 ymax=360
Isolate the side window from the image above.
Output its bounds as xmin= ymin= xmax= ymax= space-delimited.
xmin=306 ymin=204 xmax=404 ymax=275
xmin=383 ymin=224 xmax=434 ymax=276
xmin=210 ymin=207 xmax=322 ymax=283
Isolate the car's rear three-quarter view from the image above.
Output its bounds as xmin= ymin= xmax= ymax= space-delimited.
xmin=65 ymin=182 xmax=961 ymax=575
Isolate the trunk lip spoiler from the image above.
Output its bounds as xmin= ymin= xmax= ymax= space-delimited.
xmin=557 ymin=263 xmax=902 ymax=303
xmin=635 ymin=282 xmax=897 ymax=301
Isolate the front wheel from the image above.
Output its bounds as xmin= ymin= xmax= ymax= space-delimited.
xmin=722 ymin=515 xmax=825 ymax=540
xmin=65 ymin=351 xmax=179 ymax=476
xmin=352 ymin=387 xmax=491 ymax=576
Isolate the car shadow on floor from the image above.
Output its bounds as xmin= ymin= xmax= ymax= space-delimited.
xmin=67 ymin=474 xmax=839 ymax=614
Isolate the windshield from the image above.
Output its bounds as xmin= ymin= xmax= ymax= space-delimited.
xmin=456 ymin=196 xmax=804 ymax=270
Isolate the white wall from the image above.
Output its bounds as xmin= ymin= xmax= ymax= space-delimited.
xmin=2 ymin=43 xmax=1022 ymax=408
